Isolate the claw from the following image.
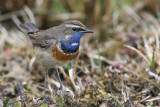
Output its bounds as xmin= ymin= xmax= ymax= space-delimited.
xmin=39 ymin=96 xmax=53 ymax=105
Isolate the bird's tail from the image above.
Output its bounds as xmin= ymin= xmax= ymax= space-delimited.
xmin=19 ymin=23 xmax=39 ymax=34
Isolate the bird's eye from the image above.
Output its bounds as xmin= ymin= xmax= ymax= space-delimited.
xmin=72 ymin=27 xmax=77 ymax=31
xmin=72 ymin=27 xmax=85 ymax=32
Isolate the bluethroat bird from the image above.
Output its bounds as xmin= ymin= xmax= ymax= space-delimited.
xmin=19 ymin=20 xmax=94 ymax=103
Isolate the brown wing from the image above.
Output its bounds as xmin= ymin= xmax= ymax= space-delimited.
xmin=19 ymin=23 xmax=57 ymax=48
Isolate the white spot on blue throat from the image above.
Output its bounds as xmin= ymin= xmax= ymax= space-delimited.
xmin=71 ymin=43 xmax=78 ymax=46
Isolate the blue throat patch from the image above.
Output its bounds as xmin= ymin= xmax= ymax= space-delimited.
xmin=59 ymin=32 xmax=85 ymax=54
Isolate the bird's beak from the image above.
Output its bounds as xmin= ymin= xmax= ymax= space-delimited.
xmin=83 ymin=29 xmax=94 ymax=33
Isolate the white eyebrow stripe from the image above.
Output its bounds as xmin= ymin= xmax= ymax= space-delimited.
xmin=65 ymin=24 xmax=80 ymax=28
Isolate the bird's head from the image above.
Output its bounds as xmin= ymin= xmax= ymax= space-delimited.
xmin=57 ymin=20 xmax=94 ymax=54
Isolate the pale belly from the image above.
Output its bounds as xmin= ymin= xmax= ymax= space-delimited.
xmin=34 ymin=47 xmax=64 ymax=69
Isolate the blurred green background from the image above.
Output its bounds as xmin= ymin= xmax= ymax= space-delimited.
xmin=0 ymin=0 xmax=159 ymax=41
xmin=0 ymin=0 xmax=159 ymax=55
xmin=1 ymin=0 xmax=158 ymax=27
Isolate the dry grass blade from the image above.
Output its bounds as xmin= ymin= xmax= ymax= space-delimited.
xmin=59 ymin=66 xmax=76 ymax=92
xmin=139 ymin=95 xmax=151 ymax=103
xmin=146 ymin=96 xmax=160 ymax=102
xmin=59 ymin=66 xmax=70 ymax=84
xmin=74 ymin=51 xmax=81 ymax=74
xmin=50 ymin=79 xmax=74 ymax=97
xmin=69 ymin=69 xmax=76 ymax=92
xmin=123 ymin=45 xmax=150 ymax=65
xmin=87 ymin=53 xmax=114 ymax=65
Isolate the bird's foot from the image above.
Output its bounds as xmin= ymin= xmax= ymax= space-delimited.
xmin=39 ymin=96 xmax=53 ymax=105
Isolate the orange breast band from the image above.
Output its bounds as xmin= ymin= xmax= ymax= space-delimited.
xmin=52 ymin=42 xmax=78 ymax=62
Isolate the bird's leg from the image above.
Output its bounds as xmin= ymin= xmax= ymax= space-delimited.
xmin=56 ymin=69 xmax=63 ymax=95
xmin=40 ymin=69 xmax=52 ymax=104
xmin=37 ymin=69 xmax=53 ymax=105
xmin=43 ymin=70 xmax=48 ymax=101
